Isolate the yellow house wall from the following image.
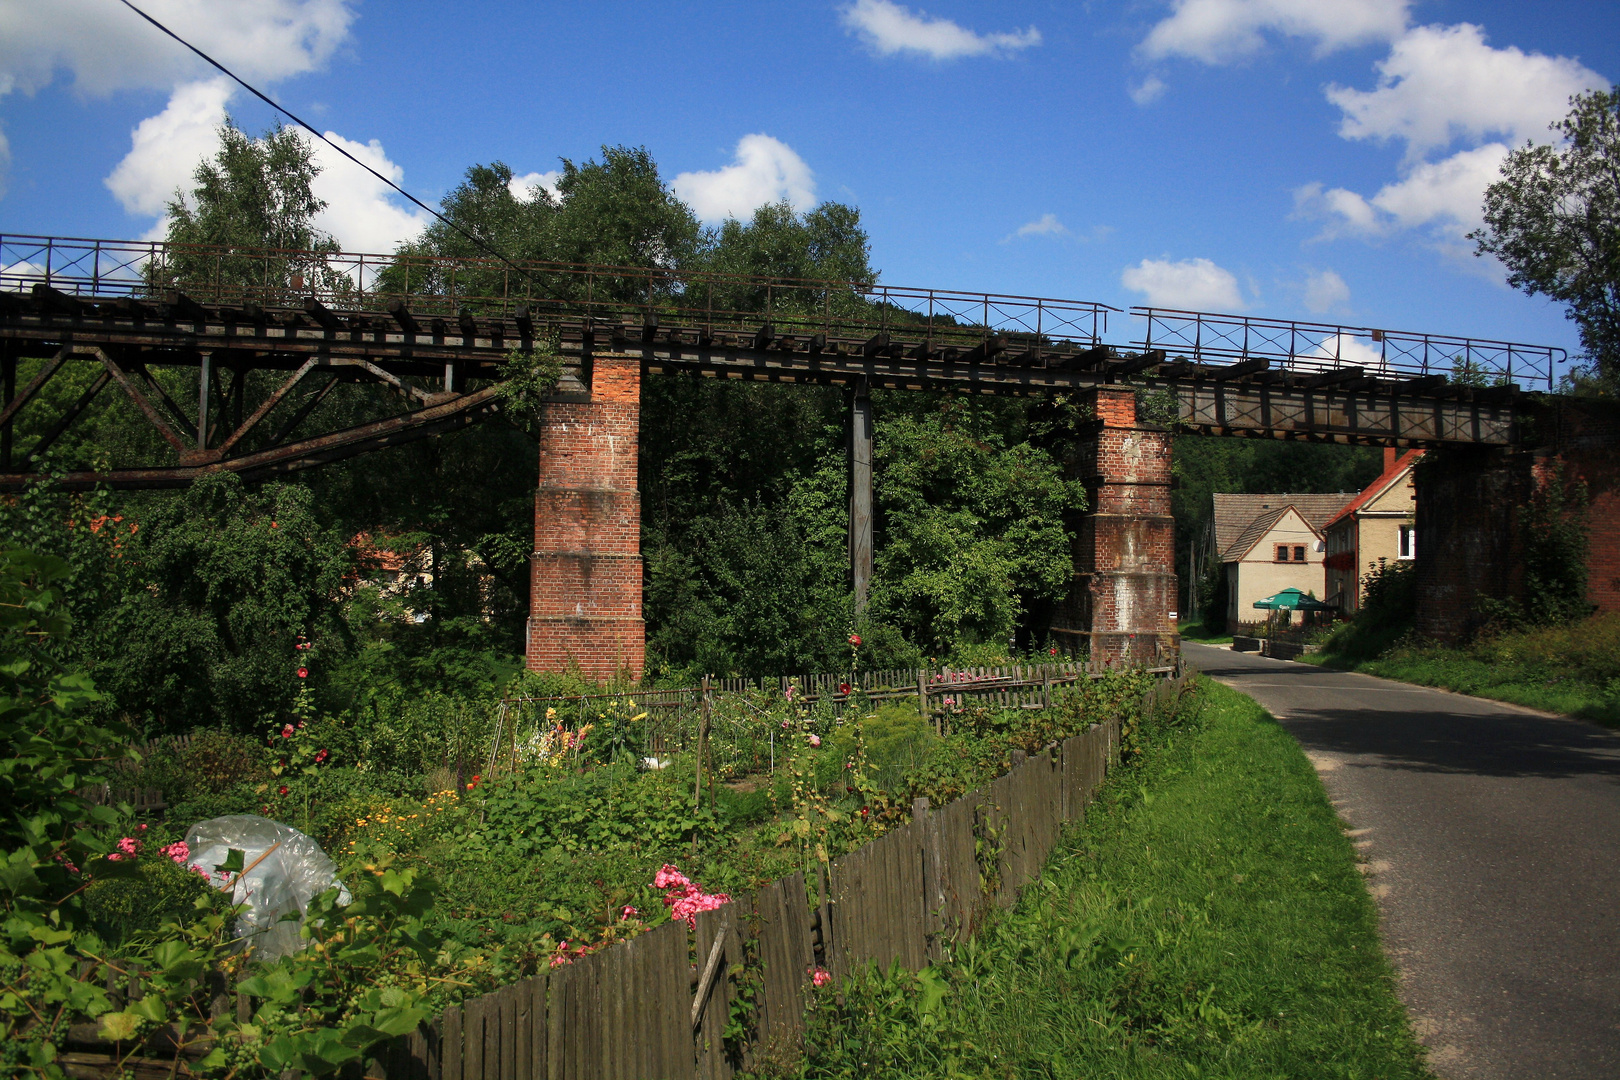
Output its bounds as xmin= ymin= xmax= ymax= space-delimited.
xmin=1226 ymin=511 xmax=1326 ymax=628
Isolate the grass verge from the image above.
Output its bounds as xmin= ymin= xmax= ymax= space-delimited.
xmin=1176 ymin=624 xmax=1233 ymax=645
xmin=1309 ymin=612 xmax=1620 ymax=726
xmin=788 ymin=678 xmax=1430 ymax=1079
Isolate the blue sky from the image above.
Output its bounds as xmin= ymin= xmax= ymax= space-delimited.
xmin=1 ymin=1 xmax=1616 ymax=369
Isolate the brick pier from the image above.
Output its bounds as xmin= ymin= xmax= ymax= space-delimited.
xmin=527 ymin=354 xmax=645 ymax=681
xmin=1416 ymin=397 xmax=1620 ymax=642
xmin=1050 ymin=387 xmax=1179 ymax=665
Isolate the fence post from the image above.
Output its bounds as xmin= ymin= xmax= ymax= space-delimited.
xmin=918 ymin=671 xmax=934 ymax=735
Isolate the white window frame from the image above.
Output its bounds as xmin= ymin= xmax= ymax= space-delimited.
xmin=1398 ymin=525 xmax=1416 ymax=560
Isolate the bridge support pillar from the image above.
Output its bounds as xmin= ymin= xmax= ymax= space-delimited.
xmin=1051 ymin=387 xmax=1179 ymax=666
xmin=527 ymin=354 xmax=645 ymax=682
xmin=1415 ymin=397 xmax=1620 ymax=642
xmin=848 ymin=380 xmax=874 ymax=617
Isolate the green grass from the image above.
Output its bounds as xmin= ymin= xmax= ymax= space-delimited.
xmin=789 ymin=679 xmax=1430 ymax=1080
xmin=1309 ymin=613 xmax=1620 ymax=726
xmin=1176 ymin=624 xmax=1232 ymax=645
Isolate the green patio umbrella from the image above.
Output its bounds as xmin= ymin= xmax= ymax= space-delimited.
xmin=1253 ymin=588 xmax=1336 ymax=611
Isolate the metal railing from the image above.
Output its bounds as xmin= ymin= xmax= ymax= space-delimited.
xmin=1135 ymin=306 xmax=1563 ymax=391
xmin=0 ymin=233 xmax=1116 ymax=351
xmin=1 ymin=234 xmax=1565 ymax=389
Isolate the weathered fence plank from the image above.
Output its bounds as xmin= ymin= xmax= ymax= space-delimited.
xmin=753 ymin=874 xmax=814 ymax=1062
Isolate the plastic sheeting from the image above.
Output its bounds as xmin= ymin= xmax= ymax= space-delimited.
xmin=184 ymin=815 xmax=350 ymax=962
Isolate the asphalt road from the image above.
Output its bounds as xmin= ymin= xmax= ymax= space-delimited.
xmin=1183 ymin=642 xmax=1620 ymax=1079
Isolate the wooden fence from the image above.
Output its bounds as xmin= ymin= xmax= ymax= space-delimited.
xmin=489 ymin=661 xmax=1173 ymax=777
xmin=60 ymin=668 xmax=1189 ymax=1078
xmin=356 ymin=667 xmax=1188 ymax=1080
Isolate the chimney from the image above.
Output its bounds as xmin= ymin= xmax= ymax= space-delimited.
xmin=1384 ymin=447 xmax=1398 ymax=473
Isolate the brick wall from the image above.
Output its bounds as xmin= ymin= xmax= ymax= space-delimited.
xmin=1050 ymin=388 xmax=1180 ymax=665
xmin=1414 ymin=397 xmax=1620 ymax=643
xmin=527 ymin=354 xmax=645 ymax=681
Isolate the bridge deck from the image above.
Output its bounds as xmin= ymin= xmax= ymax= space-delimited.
xmin=0 ymin=233 xmax=1549 ymax=488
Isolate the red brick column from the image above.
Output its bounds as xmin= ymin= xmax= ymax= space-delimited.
xmin=1050 ymin=387 xmax=1179 ymax=665
xmin=527 ymin=354 xmax=644 ymax=681
xmin=1415 ymin=397 xmax=1620 ymax=643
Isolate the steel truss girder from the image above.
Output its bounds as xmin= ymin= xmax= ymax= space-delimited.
xmin=0 ymin=294 xmax=1522 ymax=492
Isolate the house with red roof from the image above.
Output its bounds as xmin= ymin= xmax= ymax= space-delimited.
xmin=1211 ymin=491 xmax=1357 ymax=630
xmin=1322 ymin=448 xmax=1424 ymax=613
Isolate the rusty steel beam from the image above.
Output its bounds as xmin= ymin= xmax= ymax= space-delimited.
xmin=0 ymin=384 xmax=503 ymax=491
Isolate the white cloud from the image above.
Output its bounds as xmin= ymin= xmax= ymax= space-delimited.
xmin=1121 ymin=257 xmax=1245 ymax=310
xmin=1302 ymin=268 xmax=1350 ymax=313
xmin=102 ymin=79 xmax=430 ymax=254
xmin=508 ymin=170 xmax=562 ymax=203
xmin=309 ymin=132 xmax=433 ymax=253
xmin=1297 ymin=142 xmax=1512 ymax=249
xmin=1325 ymin=23 xmax=1606 ymax=162
xmin=1129 ymin=75 xmax=1168 ymax=105
xmin=0 ymin=0 xmax=355 ymax=98
xmin=1011 ymin=213 xmax=1068 ymax=239
xmin=104 ymin=78 xmax=234 ymax=217
xmin=1310 ymin=332 xmax=1389 ymax=370
xmin=1139 ymin=0 xmax=1408 ymax=64
xmin=672 ymin=134 xmax=816 ymax=224
xmin=840 ymin=0 xmax=1040 ymax=61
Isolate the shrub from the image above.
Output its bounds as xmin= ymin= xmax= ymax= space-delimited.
xmin=826 ymin=704 xmax=935 ymax=793
xmin=84 ymin=846 xmax=217 ymax=945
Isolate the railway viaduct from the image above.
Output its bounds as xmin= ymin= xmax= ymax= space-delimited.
xmin=2 ymin=235 xmax=1613 ymax=679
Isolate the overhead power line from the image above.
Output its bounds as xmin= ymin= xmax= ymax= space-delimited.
xmin=115 ymin=0 xmax=533 ymax=286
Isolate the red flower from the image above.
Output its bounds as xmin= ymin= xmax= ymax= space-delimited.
xmin=839 ymin=682 xmax=852 ymax=695
xmin=281 ymin=724 xmax=295 ymax=738
xmin=314 ymin=748 xmax=329 ymax=764
xmin=1049 ymin=647 xmax=1058 ymax=655
xmin=848 ymin=633 xmax=861 ymax=646
xmin=297 ymin=667 xmax=309 ymax=679
xmin=277 ymin=785 xmax=289 ymax=796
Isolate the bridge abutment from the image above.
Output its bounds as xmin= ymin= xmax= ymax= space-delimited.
xmin=1051 ymin=387 xmax=1179 ymax=665
xmin=1415 ymin=397 xmax=1620 ymax=642
xmin=528 ymin=354 xmax=645 ymax=681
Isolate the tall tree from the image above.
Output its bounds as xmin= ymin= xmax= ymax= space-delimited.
xmin=1473 ymin=88 xmax=1620 ymax=393
xmin=159 ymin=119 xmax=344 ymax=300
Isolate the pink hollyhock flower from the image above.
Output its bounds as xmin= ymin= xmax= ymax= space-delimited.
xmin=314 ymin=749 xmax=329 ymax=764
xmin=621 ymin=905 xmax=639 ymax=919
xmin=297 ymin=667 xmax=309 ymax=679
xmin=808 ymin=734 xmax=821 ymax=747
xmin=653 ymin=865 xmax=690 ymax=891
xmin=281 ymin=724 xmax=295 ymax=738
xmin=809 ymin=966 xmax=832 ymax=988
xmin=784 ymin=686 xmax=796 ymax=702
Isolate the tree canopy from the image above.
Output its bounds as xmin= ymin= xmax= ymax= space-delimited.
xmin=1473 ymin=88 xmax=1620 ymax=393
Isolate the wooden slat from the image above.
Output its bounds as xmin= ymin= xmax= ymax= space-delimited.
xmin=442 ymin=1005 xmax=463 ymax=1080
xmin=753 ymin=874 xmax=814 ymax=1062
xmin=526 ymin=973 xmax=548 ymax=1080
xmin=545 ymin=964 xmax=568 ymax=1080
xmin=462 ymin=991 xmax=486 ymax=1080
xmin=694 ymin=900 xmax=744 ymax=1080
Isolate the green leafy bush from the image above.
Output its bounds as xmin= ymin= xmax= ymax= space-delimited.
xmin=84 ymin=846 xmax=217 ymax=945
